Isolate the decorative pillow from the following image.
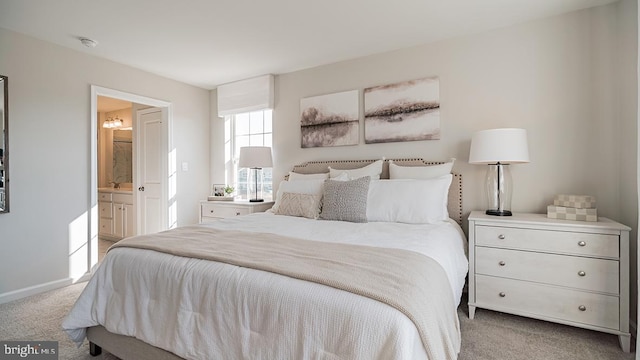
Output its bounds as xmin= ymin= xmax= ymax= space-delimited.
xmin=330 ymin=172 xmax=350 ymax=181
xmin=320 ymin=176 xmax=371 ymax=223
xmin=329 ymin=159 xmax=383 ymax=180
xmin=366 ymin=175 xmax=452 ymax=224
xmin=273 ymin=192 xmax=322 ymax=219
xmin=288 ymin=172 xmax=330 ymax=180
xmin=389 ymin=158 xmax=455 ymax=180
xmin=272 ymin=179 xmax=325 ymax=213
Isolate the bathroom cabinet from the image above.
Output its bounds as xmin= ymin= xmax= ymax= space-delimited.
xmin=99 ymin=190 xmax=134 ymax=240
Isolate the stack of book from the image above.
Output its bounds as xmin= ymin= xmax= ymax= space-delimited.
xmin=547 ymin=194 xmax=597 ymax=222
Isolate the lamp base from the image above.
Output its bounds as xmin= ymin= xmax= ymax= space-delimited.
xmin=250 ymin=199 xmax=264 ymax=203
xmin=486 ymin=209 xmax=512 ymax=216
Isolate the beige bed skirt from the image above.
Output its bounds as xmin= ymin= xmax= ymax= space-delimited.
xmin=87 ymin=326 xmax=183 ymax=360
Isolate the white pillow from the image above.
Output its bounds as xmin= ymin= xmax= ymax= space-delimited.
xmin=389 ymin=158 xmax=455 ymax=180
xmin=288 ymin=172 xmax=330 ymax=180
xmin=272 ymin=179 xmax=325 ymax=213
xmin=366 ymin=175 xmax=452 ymax=224
xmin=330 ymin=172 xmax=350 ymax=181
xmin=329 ymin=159 xmax=383 ymax=180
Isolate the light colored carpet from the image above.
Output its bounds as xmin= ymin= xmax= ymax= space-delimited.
xmin=0 ymin=282 xmax=117 ymax=360
xmin=0 ymin=282 xmax=634 ymax=360
xmin=458 ymin=299 xmax=634 ymax=360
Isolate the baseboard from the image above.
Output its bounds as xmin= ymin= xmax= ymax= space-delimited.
xmin=0 ymin=273 xmax=91 ymax=305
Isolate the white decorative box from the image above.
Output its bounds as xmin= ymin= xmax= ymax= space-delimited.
xmin=553 ymin=194 xmax=596 ymax=209
xmin=547 ymin=205 xmax=597 ymax=222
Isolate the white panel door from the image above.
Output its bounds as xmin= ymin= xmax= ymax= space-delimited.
xmin=136 ymin=107 xmax=167 ymax=235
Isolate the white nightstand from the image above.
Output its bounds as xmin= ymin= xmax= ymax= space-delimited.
xmin=199 ymin=200 xmax=274 ymax=223
xmin=468 ymin=211 xmax=631 ymax=352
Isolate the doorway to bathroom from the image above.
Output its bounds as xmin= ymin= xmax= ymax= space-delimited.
xmin=90 ymin=85 xmax=172 ymax=266
xmin=97 ymin=96 xmax=135 ymax=250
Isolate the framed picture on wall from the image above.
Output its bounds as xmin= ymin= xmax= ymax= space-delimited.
xmin=300 ymin=90 xmax=359 ymax=148
xmin=364 ymin=77 xmax=440 ymax=144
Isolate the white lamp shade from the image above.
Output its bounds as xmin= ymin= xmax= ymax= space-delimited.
xmin=469 ymin=128 xmax=530 ymax=164
xmin=238 ymin=146 xmax=273 ymax=168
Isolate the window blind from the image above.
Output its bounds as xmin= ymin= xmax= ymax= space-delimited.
xmin=217 ymin=74 xmax=274 ymax=117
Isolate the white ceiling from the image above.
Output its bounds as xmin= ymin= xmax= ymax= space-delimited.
xmin=0 ymin=0 xmax=617 ymax=90
xmin=97 ymin=96 xmax=131 ymax=113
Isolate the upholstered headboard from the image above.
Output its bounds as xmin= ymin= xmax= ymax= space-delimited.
xmin=290 ymin=158 xmax=463 ymax=225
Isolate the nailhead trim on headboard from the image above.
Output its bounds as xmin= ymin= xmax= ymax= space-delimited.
xmin=288 ymin=158 xmax=463 ymax=226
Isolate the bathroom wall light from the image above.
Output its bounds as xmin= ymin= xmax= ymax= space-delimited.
xmin=103 ymin=116 xmax=123 ymax=129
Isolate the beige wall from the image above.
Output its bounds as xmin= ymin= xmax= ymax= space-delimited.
xmin=211 ymin=0 xmax=638 ymax=321
xmin=271 ymin=4 xmax=631 ymax=221
xmin=0 ymin=28 xmax=210 ymax=299
xmin=615 ymin=0 xmax=639 ymax=326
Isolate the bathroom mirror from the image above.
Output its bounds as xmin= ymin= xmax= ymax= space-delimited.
xmin=112 ymin=129 xmax=133 ymax=184
xmin=0 ymin=75 xmax=8 ymax=213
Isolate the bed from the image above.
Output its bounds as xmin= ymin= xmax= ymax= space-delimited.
xmin=63 ymin=158 xmax=468 ymax=360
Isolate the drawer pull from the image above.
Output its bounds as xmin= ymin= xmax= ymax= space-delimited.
xmin=578 ymin=271 xmax=586 ymax=277
xmin=498 ymin=234 xmax=506 ymax=240
xmin=236 ymin=212 xmax=241 ymax=216
xmin=578 ymin=305 xmax=586 ymax=311
xmin=578 ymin=241 xmax=586 ymax=247
xmin=499 ymin=292 xmax=506 ymax=298
xmin=499 ymin=261 xmax=506 ymax=266
xmin=210 ymin=210 xmax=214 ymax=213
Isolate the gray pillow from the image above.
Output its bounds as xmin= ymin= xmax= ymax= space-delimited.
xmin=320 ymin=176 xmax=370 ymax=223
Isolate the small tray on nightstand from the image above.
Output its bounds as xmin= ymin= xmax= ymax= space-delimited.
xmin=207 ymin=196 xmax=234 ymax=201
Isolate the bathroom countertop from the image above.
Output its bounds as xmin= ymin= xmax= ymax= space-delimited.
xmin=98 ymin=187 xmax=133 ymax=194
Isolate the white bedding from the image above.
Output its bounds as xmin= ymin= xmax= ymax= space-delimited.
xmin=63 ymin=213 xmax=468 ymax=360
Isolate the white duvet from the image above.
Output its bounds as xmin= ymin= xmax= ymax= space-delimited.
xmin=63 ymin=213 xmax=468 ymax=360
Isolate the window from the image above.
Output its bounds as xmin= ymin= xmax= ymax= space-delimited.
xmin=225 ymin=109 xmax=273 ymax=200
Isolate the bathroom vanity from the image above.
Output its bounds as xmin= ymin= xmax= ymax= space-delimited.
xmin=98 ymin=188 xmax=134 ymax=240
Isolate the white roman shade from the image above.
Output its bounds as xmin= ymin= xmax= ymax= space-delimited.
xmin=217 ymin=74 xmax=274 ymax=117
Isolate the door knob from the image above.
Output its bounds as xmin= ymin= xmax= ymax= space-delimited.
xmin=138 ymin=186 xmax=145 ymax=191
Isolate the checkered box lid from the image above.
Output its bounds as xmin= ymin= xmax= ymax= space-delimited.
xmin=552 ymin=194 xmax=596 ymax=209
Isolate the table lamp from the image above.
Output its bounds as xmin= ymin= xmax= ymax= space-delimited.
xmin=238 ymin=146 xmax=273 ymax=202
xmin=469 ymin=128 xmax=530 ymax=216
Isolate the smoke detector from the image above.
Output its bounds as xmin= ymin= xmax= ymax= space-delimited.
xmin=79 ymin=37 xmax=98 ymax=48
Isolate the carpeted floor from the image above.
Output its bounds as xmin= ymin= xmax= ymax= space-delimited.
xmin=0 ymin=282 xmax=635 ymax=360
xmin=0 ymin=282 xmax=116 ymax=360
xmin=458 ymin=301 xmax=634 ymax=360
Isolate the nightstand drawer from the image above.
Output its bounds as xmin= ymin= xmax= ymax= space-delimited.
xmin=476 ymin=275 xmax=619 ymax=330
xmin=476 ymin=225 xmax=619 ymax=258
xmin=476 ymin=247 xmax=619 ymax=293
xmin=201 ymin=203 xmax=251 ymax=219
